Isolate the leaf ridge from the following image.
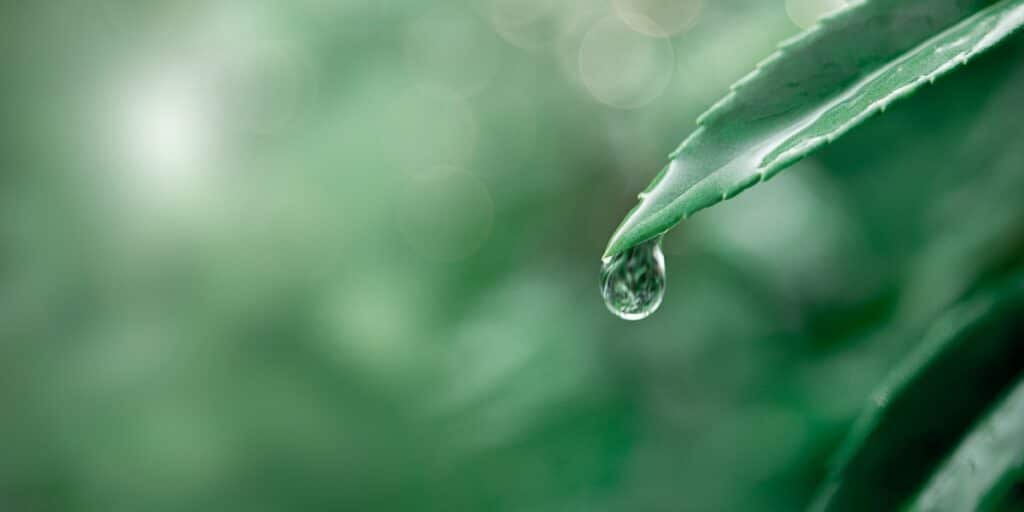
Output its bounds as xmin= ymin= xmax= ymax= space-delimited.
xmin=605 ymin=0 xmax=1024 ymax=260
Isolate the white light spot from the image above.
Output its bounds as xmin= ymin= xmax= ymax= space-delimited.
xmin=114 ymin=62 xmax=219 ymax=200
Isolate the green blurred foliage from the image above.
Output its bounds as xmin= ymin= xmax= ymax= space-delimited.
xmin=1 ymin=0 xmax=1023 ymax=511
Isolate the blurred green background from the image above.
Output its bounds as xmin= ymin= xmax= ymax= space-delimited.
xmin=4 ymin=0 xmax=1024 ymax=510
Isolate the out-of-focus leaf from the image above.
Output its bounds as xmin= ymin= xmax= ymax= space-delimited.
xmin=908 ymin=376 xmax=1024 ymax=511
xmin=813 ymin=272 xmax=1024 ymax=511
xmin=604 ymin=0 xmax=1024 ymax=259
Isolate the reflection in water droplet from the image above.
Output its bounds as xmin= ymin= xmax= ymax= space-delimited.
xmin=600 ymin=237 xmax=666 ymax=320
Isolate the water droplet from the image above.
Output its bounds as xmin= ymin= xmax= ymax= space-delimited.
xmin=600 ymin=237 xmax=666 ymax=320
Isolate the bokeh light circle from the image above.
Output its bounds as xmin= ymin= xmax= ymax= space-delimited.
xmin=483 ymin=0 xmax=584 ymax=50
xmin=578 ymin=16 xmax=675 ymax=109
xmin=613 ymin=0 xmax=701 ymax=37
xmin=405 ymin=7 xmax=502 ymax=97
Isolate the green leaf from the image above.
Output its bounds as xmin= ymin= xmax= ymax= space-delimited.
xmin=908 ymin=376 xmax=1024 ymax=511
xmin=812 ymin=273 xmax=1024 ymax=511
xmin=603 ymin=0 xmax=1024 ymax=259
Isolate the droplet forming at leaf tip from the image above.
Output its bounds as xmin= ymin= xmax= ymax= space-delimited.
xmin=600 ymin=0 xmax=1024 ymax=275
xmin=600 ymin=237 xmax=666 ymax=321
